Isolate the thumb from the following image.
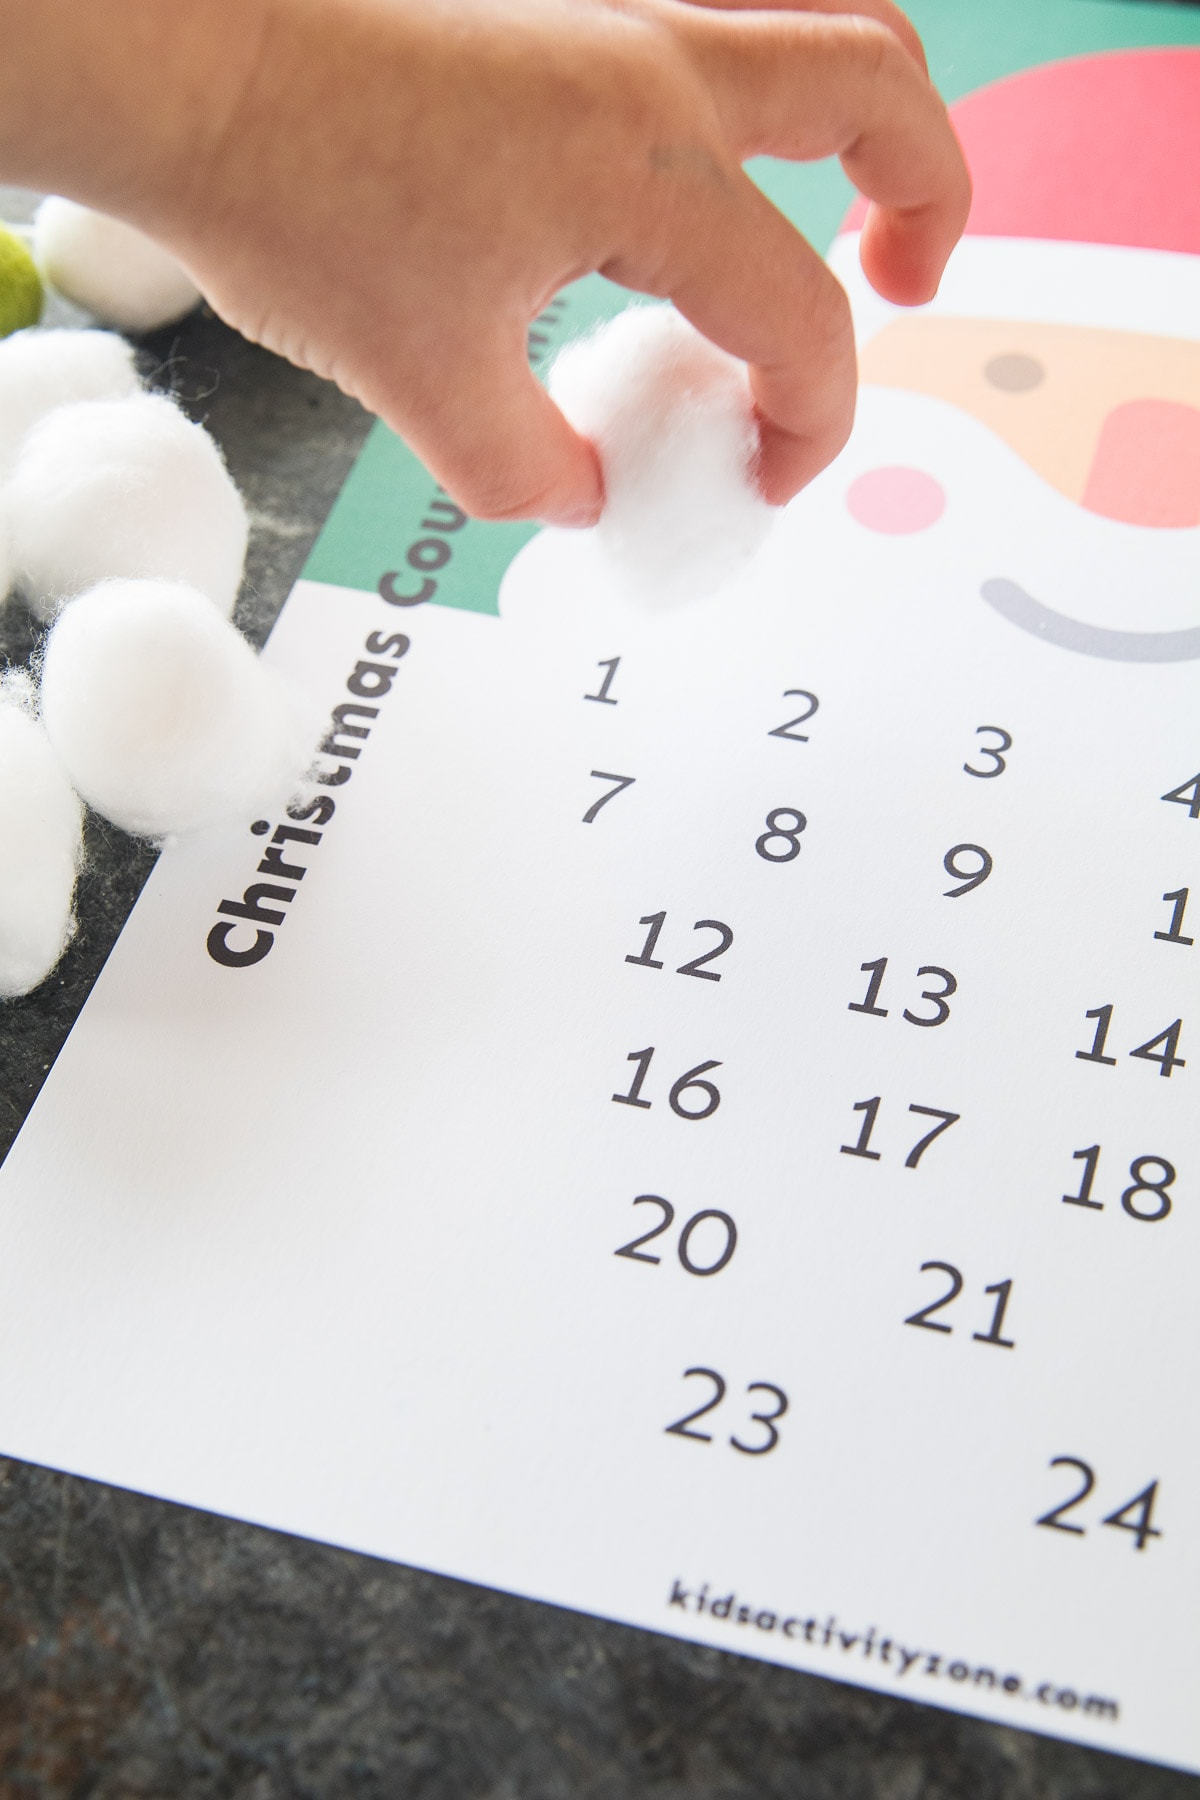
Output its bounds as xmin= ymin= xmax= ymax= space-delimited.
xmin=372 ymin=325 xmax=604 ymax=527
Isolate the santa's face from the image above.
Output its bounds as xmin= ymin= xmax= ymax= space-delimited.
xmin=825 ymin=231 xmax=1200 ymax=666
xmin=499 ymin=231 xmax=1200 ymax=722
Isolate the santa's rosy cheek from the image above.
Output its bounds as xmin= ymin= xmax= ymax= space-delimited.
xmin=847 ymin=467 xmax=947 ymax=534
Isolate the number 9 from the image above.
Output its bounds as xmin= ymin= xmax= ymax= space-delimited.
xmin=943 ymin=843 xmax=993 ymax=898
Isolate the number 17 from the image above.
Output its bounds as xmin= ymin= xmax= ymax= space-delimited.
xmin=840 ymin=1097 xmax=959 ymax=1168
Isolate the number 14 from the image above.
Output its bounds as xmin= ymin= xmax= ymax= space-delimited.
xmin=1076 ymin=1006 xmax=1185 ymax=1077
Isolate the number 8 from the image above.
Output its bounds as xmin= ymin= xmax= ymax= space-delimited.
xmin=756 ymin=808 xmax=807 ymax=863
xmin=1121 ymin=1157 xmax=1175 ymax=1222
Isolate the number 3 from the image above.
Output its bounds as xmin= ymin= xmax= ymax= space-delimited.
xmin=731 ymin=1382 xmax=789 ymax=1456
xmin=964 ymin=726 xmax=1012 ymax=779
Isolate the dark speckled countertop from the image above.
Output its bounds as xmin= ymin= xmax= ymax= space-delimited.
xmin=1 ymin=181 xmax=1197 ymax=1800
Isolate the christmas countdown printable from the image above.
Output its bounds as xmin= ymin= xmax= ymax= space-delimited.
xmin=1 ymin=4 xmax=1198 ymax=1777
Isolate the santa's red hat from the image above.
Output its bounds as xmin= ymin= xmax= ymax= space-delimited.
xmin=845 ymin=47 xmax=1200 ymax=256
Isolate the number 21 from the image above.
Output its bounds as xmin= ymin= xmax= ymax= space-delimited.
xmin=904 ymin=1262 xmax=1016 ymax=1348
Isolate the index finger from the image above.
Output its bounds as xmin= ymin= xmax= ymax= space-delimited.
xmin=671 ymin=0 xmax=928 ymax=74
xmin=602 ymin=161 xmax=859 ymax=503
xmin=676 ymin=9 xmax=970 ymax=303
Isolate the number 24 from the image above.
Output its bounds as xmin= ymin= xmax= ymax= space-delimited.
xmin=1037 ymin=1459 xmax=1161 ymax=1551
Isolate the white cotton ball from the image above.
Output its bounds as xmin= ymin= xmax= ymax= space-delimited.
xmin=41 ymin=579 xmax=315 ymax=837
xmin=0 ymin=681 xmax=83 ymax=997
xmin=548 ymin=304 xmax=775 ymax=604
xmin=8 ymin=393 xmax=249 ymax=620
xmin=34 ymin=198 xmax=201 ymax=333
xmin=0 ymin=496 xmax=12 ymax=600
xmin=0 ymin=326 xmax=140 ymax=476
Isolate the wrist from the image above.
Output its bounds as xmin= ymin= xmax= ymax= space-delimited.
xmin=0 ymin=0 xmax=273 ymax=235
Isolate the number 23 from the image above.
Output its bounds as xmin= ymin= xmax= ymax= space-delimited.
xmin=665 ymin=1368 xmax=789 ymax=1455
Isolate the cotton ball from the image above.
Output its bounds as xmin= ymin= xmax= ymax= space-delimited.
xmin=0 ymin=495 xmax=12 ymax=601
xmin=0 ymin=223 xmax=43 ymax=339
xmin=548 ymin=304 xmax=774 ymax=604
xmin=9 ymin=393 xmax=248 ymax=620
xmin=0 ymin=326 xmax=139 ymax=476
xmin=0 ymin=679 xmax=83 ymax=997
xmin=41 ymin=579 xmax=315 ymax=837
xmin=34 ymin=197 xmax=200 ymax=333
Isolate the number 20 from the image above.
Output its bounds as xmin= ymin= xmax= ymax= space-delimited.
xmin=615 ymin=1197 xmax=737 ymax=1276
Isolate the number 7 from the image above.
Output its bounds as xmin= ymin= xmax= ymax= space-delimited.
xmin=583 ymin=771 xmax=635 ymax=824
xmin=905 ymin=1105 xmax=960 ymax=1168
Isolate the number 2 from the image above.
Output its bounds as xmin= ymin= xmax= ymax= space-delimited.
xmin=768 ymin=690 xmax=819 ymax=742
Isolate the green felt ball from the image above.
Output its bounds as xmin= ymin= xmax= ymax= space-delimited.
xmin=0 ymin=223 xmax=43 ymax=337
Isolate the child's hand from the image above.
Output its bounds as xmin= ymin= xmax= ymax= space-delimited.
xmin=1 ymin=0 xmax=971 ymax=526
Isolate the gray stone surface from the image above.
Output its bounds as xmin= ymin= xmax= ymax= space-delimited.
xmin=0 ymin=187 xmax=1197 ymax=1800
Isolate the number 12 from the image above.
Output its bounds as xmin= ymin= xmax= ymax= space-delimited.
xmin=626 ymin=913 xmax=734 ymax=982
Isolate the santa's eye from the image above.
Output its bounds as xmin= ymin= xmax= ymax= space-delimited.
xmin=984 ymin=353 xmax=1045 ymax=392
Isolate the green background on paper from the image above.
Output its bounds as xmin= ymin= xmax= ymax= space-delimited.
xmin=301 ymin=0 xmax=1200 ymax=617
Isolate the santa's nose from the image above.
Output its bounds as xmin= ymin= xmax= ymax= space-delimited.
xmin=1083 ymin=397 xmax=1200 ymax=527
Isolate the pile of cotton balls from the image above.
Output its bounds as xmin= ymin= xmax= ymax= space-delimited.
xmin=0 ymin=327 xmax=312 ymax=998
xmin=0 ymin=198 xmax=202 ymax=340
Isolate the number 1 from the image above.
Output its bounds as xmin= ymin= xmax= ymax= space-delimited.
xmin=613 ymin=1047 xmax=654 ymax=1108
xmin=972 ymin=1279 xmax=1016 ymax=1349
xmin=1063 ymin=1145 xmax=1102 ymax=1209
xmin=849 ymin=959 xmax=888 ymax=1017
xmin=840 ymin=1096 xmax=881 ymax=1159
xmin=1076 ymin=1005 xmax=1116 ymax=1066
xmin=1154 ymin=888 xmax=1194 ymax=946
xmin=584 ymin=657 xmax=621 ymax=704
xmin=626 ymin=913 xmax=666 ymax=969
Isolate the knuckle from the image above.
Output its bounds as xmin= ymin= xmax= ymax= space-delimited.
xmin=544 ymin=12 xmax=729 ymax=267
xmin=600 ymin=22 xmax=721 ymax=174
xmin=439 ymin=459 xmax=552 ymax=524
xmin=559 ymin=13 xmax=697 ymax=143
xmin=843 ymin=13 xmax=909 ymax=86
xmin=802 ymin=269 xmax=854 ymax=362
xmin=946 ymin=119 xmax=974 ymax=218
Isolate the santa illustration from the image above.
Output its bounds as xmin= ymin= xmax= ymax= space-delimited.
xmin=829 ymin=48 xmax=1200 ymax=663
